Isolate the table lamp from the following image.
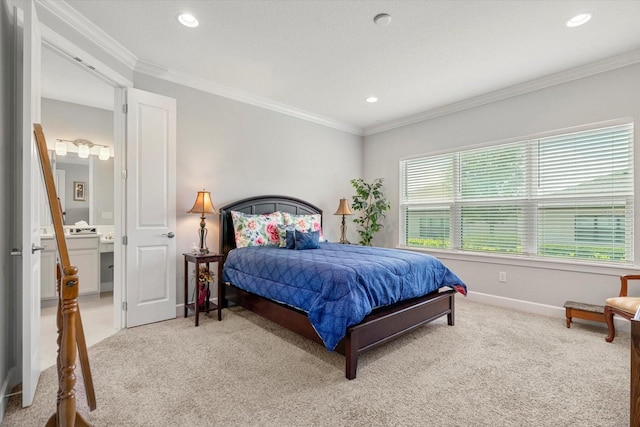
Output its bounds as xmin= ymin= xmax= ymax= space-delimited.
xmin=188 ymin=189 xmax=217 ymax=253
xmin=334 ymin=198 xmax=354 ymax=244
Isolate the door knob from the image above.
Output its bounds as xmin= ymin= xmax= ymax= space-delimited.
xmin=162 ymin=232 xmax=175 ymax=238
xmin=32 ymin=244 xmax=47 ymax=253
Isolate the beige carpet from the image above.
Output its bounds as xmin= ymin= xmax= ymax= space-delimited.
xmin=3 ymin=298 xmax=630 ymax=426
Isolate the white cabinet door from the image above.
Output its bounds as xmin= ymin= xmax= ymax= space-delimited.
xmin=40 ymin=236 xmax=100 ymax=302
xmin=40 ymin=242 xmax=56 ymax=300
xmin=70 ymin=251 xmax=100 ymax=294
xmin=68 ymin=237 xmax=100 ymax=295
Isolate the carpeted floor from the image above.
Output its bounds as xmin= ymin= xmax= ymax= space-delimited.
xmin=2 ymin=298 xmax=630 ymax=426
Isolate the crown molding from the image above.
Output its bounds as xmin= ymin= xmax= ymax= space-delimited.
xmin=134 ymin=60 xmax=169 ymax=76
xmin=134 ymin=61 xmax=364 ymax=136
xmin=363 ymin=48 xmax=640 ymax=136
xmin=36 ymin=0 xmax=137 ymax=69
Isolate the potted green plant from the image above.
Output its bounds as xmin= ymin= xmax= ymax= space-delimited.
xmin=350 ymin=178 xmax=391 ymax=246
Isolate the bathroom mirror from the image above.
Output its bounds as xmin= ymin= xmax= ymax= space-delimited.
xmin=51 ymin=152 xmax=114 ymax=226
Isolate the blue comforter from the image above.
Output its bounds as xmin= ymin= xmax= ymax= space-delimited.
xmin=223 ymin=243 xmax=466 ymax=350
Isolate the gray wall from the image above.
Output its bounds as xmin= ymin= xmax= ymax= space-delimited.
xmin=1 ymin=0 xmax=16 ymax=418
xmin=93 ymin=156 xmax=114 ymax=225
xmin=363 ymin=63 xmax=640 ymax=312
xmin=40 ymin=98 xmax=113 ymax=149
xmin=133 ymin=72 xmax=363 ymax=304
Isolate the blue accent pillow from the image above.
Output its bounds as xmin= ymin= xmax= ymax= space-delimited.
xmin=285 ymin=230 xmax=296 ymax=249
xmin=277 ymin=224 xmax=297 ymax=248
xmin=295 ymin=230 xmax=320 ymax=250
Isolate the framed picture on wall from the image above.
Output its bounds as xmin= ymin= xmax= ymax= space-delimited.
xmin=73 ymin=181 xmax=86 ymax=201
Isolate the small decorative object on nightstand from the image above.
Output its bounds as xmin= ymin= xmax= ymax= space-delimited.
xmin=333 ymin=198 xmax=353 ymax=244
xmin=183 ymin=252 xmax=224 ymax=326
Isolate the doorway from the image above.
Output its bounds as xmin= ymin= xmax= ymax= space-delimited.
xmin=39 ymin=43 xmax=119 ymax=370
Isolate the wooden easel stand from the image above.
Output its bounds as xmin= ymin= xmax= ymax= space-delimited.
xmin=34 ymin=123 xmax=95 ymax=426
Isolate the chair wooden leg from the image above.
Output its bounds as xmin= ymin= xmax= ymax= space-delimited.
xmin=604 ymin=305 xmax=616 ymax=343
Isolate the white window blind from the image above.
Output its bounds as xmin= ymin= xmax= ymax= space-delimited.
xmin=535 ymin=124 xmax=633 ymax=261
xmin=401 ymin=154 xmax=453 ymax=248
xmin=400 ymin=122 xmax=634 ymax=264
xmin=459 ymin=142 xmax=527 ymax=253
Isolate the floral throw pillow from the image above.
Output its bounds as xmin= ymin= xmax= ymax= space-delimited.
xmin=281 ymin=212 xmax=324 ymax=242
xmin=231 ymin=211 xmax=284 ymax=248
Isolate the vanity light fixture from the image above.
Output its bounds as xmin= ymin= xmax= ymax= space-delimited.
xmin=55 ymin=139 xmax=112 ymax=161
xmin=77 ymin=144 xmax=90 ymax=159
xmin=566 ymin=12 xmax=592 ymax=28
xmin=178 ymin=13 xmax=199 ymax=28
xmin=98 ymin=146 xmax=110 ymax=161
xmin=54 ymin=140 xmax=67 ymax=156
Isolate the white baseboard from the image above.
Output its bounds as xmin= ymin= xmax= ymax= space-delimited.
xmin=465 ymin=291 xmax=630 ymax=333
xmin=175 ymin=298 xmax=219 ymax=318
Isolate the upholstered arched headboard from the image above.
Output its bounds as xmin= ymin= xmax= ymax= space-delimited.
xmin=218 ymin=195 xmax=322 ymax=257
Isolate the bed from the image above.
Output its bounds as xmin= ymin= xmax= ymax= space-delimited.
xmin=219 ymin=195 xmax=467 ymax=379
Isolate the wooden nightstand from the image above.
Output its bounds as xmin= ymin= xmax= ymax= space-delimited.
xmin=183 ymin=252 xmax=224 ymax=326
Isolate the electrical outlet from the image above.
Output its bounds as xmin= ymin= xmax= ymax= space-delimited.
xmin=499 ymin=271 xmax=507 ymax=283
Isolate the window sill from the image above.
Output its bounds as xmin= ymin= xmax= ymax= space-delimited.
xmin=396 ymin=245 xmax=638 ymax=276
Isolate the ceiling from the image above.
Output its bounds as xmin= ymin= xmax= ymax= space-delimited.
xmin=43 ymin=1 xmax=640 ymax=135
xmin=41 ymin=46 xmax=115 ymax=111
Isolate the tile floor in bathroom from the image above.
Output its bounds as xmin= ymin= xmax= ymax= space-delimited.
xmin=40 ymin=292 xmax=118 ymax=370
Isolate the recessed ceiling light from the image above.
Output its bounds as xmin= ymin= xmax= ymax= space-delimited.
xmin=566 ymin=13 xmax=592 ymax=28
xmin=178 ymin=13 xmax=199 ymax=28
xmin=366 ymin=96 xmax=378 ymax=103
xmin=373 ymin=13 xmax=392 ymax=26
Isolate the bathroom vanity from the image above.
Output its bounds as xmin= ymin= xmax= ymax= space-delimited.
xmin=40 ymin=231 xmax=112 ymax=306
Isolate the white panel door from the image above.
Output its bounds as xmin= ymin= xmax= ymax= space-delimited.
xmin=15 ymin=0 xmax=42 ymax=407
xmin=125 ymin=88 xmax=176 ymax=327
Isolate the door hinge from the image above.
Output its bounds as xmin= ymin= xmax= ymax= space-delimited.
xmin=122 ymin=104 xmax=128 ymax=114
xmin=122 ymin=301 xmax=127 ymax=311
xmin=121 ymin=169 xmax=127 ymax=180
xmin=122 ymin=236 xmax=128 ymax=245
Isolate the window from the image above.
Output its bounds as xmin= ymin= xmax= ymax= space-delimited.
xmin=400 ymin=123 xmax=634 ymax=264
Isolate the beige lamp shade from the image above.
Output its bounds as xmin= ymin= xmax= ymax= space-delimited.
xmin=334 ymin=198 xmax=353 ymax=216
xmin=188 ymin=190 xmax=217 ymax=215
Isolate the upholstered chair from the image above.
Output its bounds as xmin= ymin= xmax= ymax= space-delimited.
xmin=605 ymin=275 xmax=640 ymax=342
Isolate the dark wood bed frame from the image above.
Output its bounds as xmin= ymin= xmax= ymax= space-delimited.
xmin=219 ymin=195 xmax=457 ymax=379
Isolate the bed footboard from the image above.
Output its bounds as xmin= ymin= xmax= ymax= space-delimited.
xmin=340 ymin=289 xmax=455 ymax=379
xmin=226 ymin=283 xmax=456 ymax=379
